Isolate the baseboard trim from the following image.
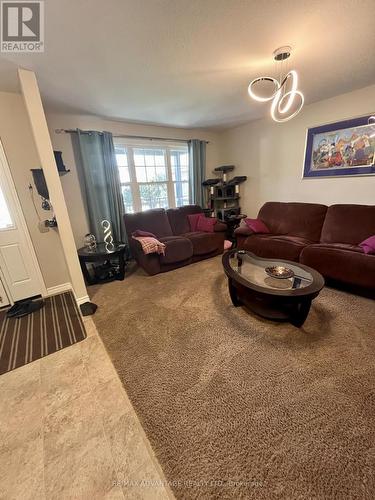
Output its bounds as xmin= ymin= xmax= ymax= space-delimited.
xmin=46 ymin=282 xmax=72 ymax=296
xmin=46 ymin=284 xmax=91 ymax=309
xmin=76 ymin=294 xmax=91 ymax=306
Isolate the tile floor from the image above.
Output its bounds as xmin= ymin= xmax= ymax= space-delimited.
xmin=0 ymin=316 xmax=174 ymax=500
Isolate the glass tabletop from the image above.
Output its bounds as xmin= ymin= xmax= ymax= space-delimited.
xmin=228 ymin=250 xmax=313 ymax=291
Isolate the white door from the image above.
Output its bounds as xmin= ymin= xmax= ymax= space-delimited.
xmin=0 ymin=140 xmax=45 ymax=302
xmin=0 ymin=278 xmax=10 ymax=307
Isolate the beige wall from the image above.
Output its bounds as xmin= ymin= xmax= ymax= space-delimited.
xmin=0 ymin=91 xmax=70 ymax=289
xmin=219 ymin=84 xmax=375 ymax=217
xmin=46 ymin=113 xmax=222 ymax=247
xmin=19 ymin=69 xmax=88 ymax=304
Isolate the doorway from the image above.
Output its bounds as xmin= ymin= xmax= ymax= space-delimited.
xmin=0 ymin=139 xmax=46 ymax=305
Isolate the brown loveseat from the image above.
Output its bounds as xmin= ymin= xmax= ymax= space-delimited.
xmin=235 ymin=202 xmax=375 ymax=296
xmin=124 ymin=205 xmax=227 ymax=275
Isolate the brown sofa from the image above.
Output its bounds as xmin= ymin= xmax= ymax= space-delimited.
xmin=124 ymin=205 xmax=227 ymax=275
xmin=235 ymin=202 xmax=375 ymax=296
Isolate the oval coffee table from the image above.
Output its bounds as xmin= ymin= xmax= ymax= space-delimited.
xmin=222 ymin=250 xmax=325 ymax=327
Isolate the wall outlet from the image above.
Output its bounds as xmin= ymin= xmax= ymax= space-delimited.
xmin=38 ymin=221 xmax=49 ymax=233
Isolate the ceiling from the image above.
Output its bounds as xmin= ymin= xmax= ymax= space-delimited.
xmin=1 ymin=0 xmax=374 ymax=130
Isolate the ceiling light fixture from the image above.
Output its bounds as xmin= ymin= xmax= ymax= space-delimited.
xmin=248 ymin=46 xmax=304 ymax=123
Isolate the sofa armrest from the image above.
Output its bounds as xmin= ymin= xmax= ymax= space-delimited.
xmin=129 ymin=238 xmax=161 ymax=275
xmin=129 ymin=237 xmax=143 ymax=255
xmin=214 ymin=222 xmax=227 ymax=232
xmin=234 ymin=225 xmax=253 ymax=237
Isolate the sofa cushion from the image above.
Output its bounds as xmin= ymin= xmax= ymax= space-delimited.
xmin=214 ymin=221 xmax=227 ymax=232
xmin=124 ymin=209 xmax=173 ymax=239
xmin=132 ymin=229 xmax=156 ymax=238
xmin=196 ymin=216 xmax=217 ymax=233
xmin=244 ymin=218 xmax=270 ymax=234
xmin=258 ymin=202 xmax=327 ymax=241
xmin=159 ymin=236 xmax=193 ymax=264
xmin=300 ymin=243 xmax=375 ymax=290
xmin=235 ymin=225 xmax=253 ymax=237
xmin=184 ymin=232 xmax=220 ymax=255
xmin=321 ymin=204 xmax=375 ymax=245
xmin=187 ymin=213 xmax=201 ymax=232
xmin=241 ymin=234 xmax=312 ymax=262
xmin=309 ymin=242 xmax=364 ymax=253
xmin=167 ymin=205 xmax=203 ymax=235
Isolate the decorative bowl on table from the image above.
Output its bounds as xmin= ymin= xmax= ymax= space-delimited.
xmin=265 ymin=266 xmax=295 ymax=279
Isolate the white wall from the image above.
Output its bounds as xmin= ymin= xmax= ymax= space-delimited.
xmin=0 ymin=91 xmax=70 ymax=289
xmin=219 ymin=84 xmax=375 ymax=217
xmin=19 ymin=69 xmax=88 ymax=304
xmin=46 ymin=113 xmax=222 ymax=247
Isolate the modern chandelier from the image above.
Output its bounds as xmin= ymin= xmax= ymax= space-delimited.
xmin=248 ymin=46 xmax=304 ymax=123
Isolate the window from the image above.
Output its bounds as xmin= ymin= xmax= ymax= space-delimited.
xmin=114 ymin=141 xmax=190 ymax=213
xmin=170 ymin=149 xmax=189 ymax=207
xmin=0 ymin=185 xmax=13 ymax=230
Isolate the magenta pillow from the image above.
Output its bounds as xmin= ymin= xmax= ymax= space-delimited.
xmin=187 ymin=213 xmax=203 ymax=232
xmin=244 ymin=218 xmax=270 ymax=234
xmin=359 ymin=235 xmax=375 ymax=254
xmin=132 ymin=229 xmax=156 ymax=238
xmin=196 ymin=215 xmax=217 ymax=233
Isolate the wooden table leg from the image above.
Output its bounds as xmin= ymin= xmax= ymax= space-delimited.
xmin=228 ymin=278 xmax=241 ymax=307
xmin=290 ymin=299 xmax=312 ymax=327
xmin=117 ymin=249 xmax=126 ymax=281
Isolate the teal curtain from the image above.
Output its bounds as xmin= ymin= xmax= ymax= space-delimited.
xmin=75 ymin=130 xmax=125 ymax=243
xmin=189 ymin=139 xmax=206 ymax=207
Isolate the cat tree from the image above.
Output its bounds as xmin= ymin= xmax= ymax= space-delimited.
xmin=202 ymin=165 xmax=247 ymax=221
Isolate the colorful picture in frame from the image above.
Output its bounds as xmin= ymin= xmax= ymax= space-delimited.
xmin=303 ymin=114 xmax=375 ymax=178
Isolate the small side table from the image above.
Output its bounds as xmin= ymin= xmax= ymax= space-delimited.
xmin=77 ymin=243 xmax=128 ymax=286
xmin=225 ymin=214 xmax=247 ymax=244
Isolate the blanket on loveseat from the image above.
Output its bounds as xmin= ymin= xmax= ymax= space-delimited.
xmin=132 ymin=236 xmax=166 ymax=255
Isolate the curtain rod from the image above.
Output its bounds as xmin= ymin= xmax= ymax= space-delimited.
xmin=54 ymin=129 xmax=209 ymax=144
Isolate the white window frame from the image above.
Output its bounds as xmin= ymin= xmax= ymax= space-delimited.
xmin=114 ymin=139 xmax=190 ymax=213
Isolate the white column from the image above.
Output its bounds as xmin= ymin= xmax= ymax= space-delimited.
xmin=18 ymin=69 xmax=89 ymax=306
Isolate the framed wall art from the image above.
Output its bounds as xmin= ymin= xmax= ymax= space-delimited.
xmin=303 ymin=114 xmax=375 ymax=178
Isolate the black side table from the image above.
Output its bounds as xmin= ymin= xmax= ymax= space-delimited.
xmin=225 ymin=214 xmax=247 ymax=244
xmin=77 ymin=243 xmax=128 ymax=286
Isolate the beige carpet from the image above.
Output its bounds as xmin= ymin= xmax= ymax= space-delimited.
xmin=91 ymin=256 xmax=375 ymax=499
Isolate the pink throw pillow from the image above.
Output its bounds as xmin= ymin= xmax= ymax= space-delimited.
xmin=196 ymin=215 xmax=217 ymax=233
xmin=359 ymin=235 xmax=375 ymax=254
xmin=244 ymin=218 xmax=270 ymax=234
xmin=187 ymin=213 xmax=203 ymax=232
